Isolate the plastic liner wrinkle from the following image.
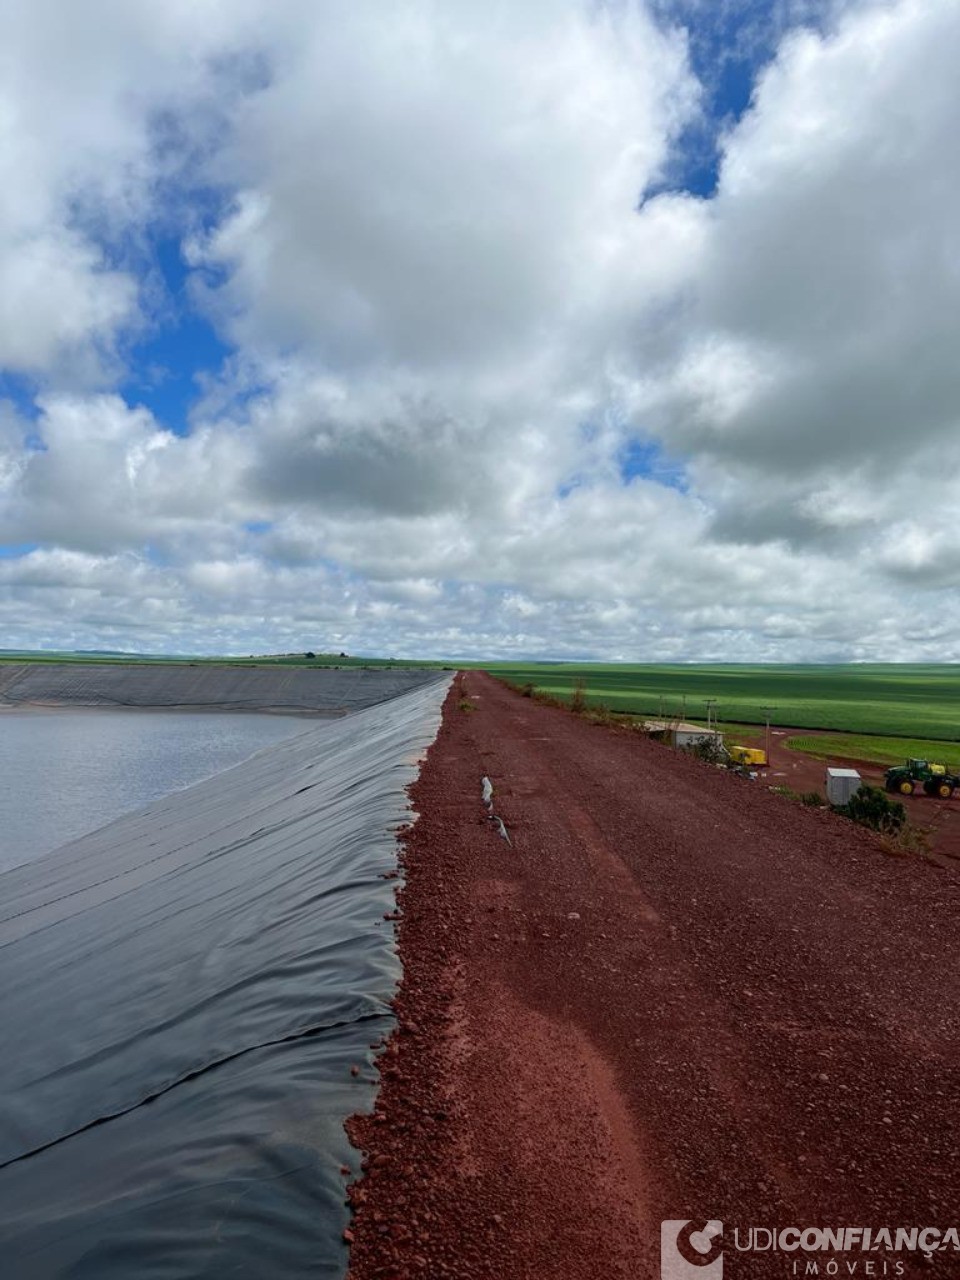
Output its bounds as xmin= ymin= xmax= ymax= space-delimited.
xmin=0 ymin=1007 xmax=389 ymax=1174
xmin=480 ymin=774 xmax=511 ymax=845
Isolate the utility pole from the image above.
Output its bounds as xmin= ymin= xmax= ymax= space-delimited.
xmin=761 ymin=705 xmax=776 ymax=763
xmin=704 ymin=698 xmax=718 ymax=732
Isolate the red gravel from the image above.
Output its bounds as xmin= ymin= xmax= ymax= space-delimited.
xmin=346 ymin=673 xmax=960 ymax=1280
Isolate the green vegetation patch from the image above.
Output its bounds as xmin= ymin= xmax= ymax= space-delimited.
xmin=786 ymin=733 xmax=960 ymax=769
xmin=716 ymin=722 xmax=767 ymax=747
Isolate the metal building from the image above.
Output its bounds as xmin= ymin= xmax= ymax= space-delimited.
xmin=825 ymin=767 xmax=862 ymax=805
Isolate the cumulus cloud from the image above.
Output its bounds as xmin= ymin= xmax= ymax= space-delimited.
xmin=630 ymin=0 xmax=960 ymax=558
xmin=0 ymin=395 xmax=252 ymax=555
xmin=0 ymin=0 xmax=264 ymax=380
xmin=189 ymin=2 xmax=695 ymax=369
xmin=1 ymin=0 xmax=959 ymax=658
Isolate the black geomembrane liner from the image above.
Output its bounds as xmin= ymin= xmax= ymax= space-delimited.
xmin=0 ymin=671 xmax=448 ymax=1279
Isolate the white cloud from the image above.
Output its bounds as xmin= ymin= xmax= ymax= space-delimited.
xmin=2 ymin=0 xmax=960 ymax=659
xmin=0 ymin=394 xmax=255 ymax=557
xmin=0 ymin=0 xmax=265 ymax=380
xmin=189 ymin=2 xmax=696 ymax=371
xmin=635 ymin=0 xmax=960 ymax=476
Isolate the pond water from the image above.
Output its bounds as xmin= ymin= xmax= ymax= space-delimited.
xmin=0 ymin=709 xmax=314 ymax=872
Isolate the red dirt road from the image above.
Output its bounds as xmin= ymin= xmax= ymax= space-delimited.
xmin=347 ymin=673 xmax=960 ymax=1279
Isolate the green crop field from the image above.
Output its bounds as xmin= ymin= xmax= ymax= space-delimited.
xmin=785 ymin=733 xmax=960 ymax=769
xmin=485 ymin=663 xmax=960 ymax=741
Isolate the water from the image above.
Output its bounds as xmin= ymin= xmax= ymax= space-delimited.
xmin=0 ymin=709 xmax=314 ymax=872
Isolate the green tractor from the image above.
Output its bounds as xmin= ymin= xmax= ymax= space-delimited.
xmin=884 ymin=758 xmax=959 ymax=798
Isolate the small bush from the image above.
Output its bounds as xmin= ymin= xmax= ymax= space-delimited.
xmin=800 ymin=790 xmax=824 ymax=807
xmin=582 ymin=702 xmax=617 ymax=727
xmin=878 ymin=821 xmax=932 ymax=858
xmin=685 ymin=737 xmax=728 ymax=766
xmin=570 ymin=677 xmax=587 ymax=714
xmin=532 ymin=689 xmax=565 ymax=710
xmin=519 ymin=681 xmax=536 ymax=698
xmin=458 ymin=697 xmax=476 ymax=713
xmin=834 ymin=784 xmax=906 ymax=832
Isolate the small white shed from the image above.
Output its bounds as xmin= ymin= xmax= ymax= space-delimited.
xmin=644 ymin=720 xmax=724 ymax=751
xmin=825 ymin=767 xmax=861 ymax=805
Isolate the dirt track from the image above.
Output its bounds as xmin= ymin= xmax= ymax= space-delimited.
xmin=347 ymin=673 xmax=960 ymax=1279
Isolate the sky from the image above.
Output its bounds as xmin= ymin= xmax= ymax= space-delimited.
xmin=1 ymin=0 xmax=959 ymax=661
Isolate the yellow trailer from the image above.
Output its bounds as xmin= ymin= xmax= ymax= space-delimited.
xmin=729 ymin=745 xmax=767 ymax=767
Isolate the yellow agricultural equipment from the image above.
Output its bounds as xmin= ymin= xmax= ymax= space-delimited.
xmin=728 ymin=745 xmax=767 ymax=768
xmin=884 ymin=758 xmax=958 ymax=798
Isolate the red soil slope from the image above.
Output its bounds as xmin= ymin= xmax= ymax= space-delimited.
xmin=347 ymin=673 xmax=960 ymax=1280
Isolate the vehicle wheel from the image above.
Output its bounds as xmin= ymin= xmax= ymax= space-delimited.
xmin=938 ymin=783 xmax=953 ymax=799
xmin=899 ymin=780 xmax=914 ymax=795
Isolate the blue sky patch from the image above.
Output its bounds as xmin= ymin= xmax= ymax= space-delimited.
xmin=648 ymin=0 xmax=831 ymax=198
xmin=618 ymin=438 xmax=688 ymax=492
xmin=0 ymin=373 xmax=41 ymax=423
xmin=0 ymin=543 xmax=40 ymax=559
xmin=121 ymin=234 xmax=232 ymax=436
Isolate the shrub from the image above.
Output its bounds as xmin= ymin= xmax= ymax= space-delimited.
xmin=685 ymin=737 xmax=728 ymax=766
xmin=879 ymin=821 xmax=932 ymax=859
xmin=800 ymin=790 xmax=824 ymax=807
xmin=532 ymin=688 xmax=565 ymax=709
xmin=582 ymin=702 xmax=617 ymax=727
xmin=570 ymin=677 xmax=587 ymax=714
xmin=834 ymin=784 xmax=906 ymax=832
xmin=519 ymin=681 xmax=536 ymax=698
